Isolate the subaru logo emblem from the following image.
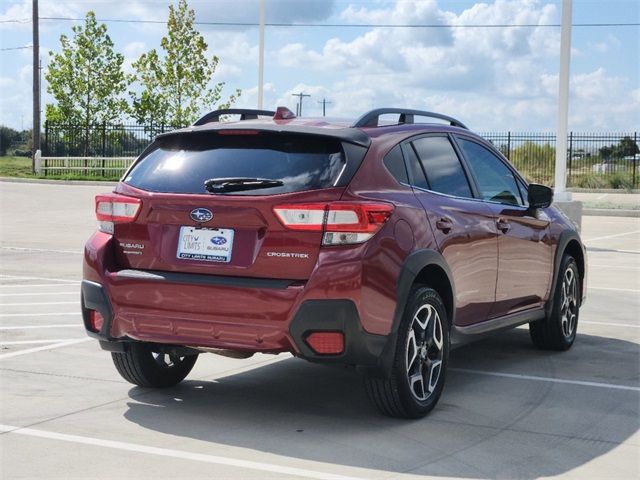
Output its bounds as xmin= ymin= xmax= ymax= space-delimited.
xmin=190 ymin=208 xmax=213 ymax=223
xmin=211 ymin=236 xmax=227 ymax=245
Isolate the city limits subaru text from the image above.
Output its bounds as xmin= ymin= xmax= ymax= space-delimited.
xmin=82 ymin=107 xmax=587 ymax=417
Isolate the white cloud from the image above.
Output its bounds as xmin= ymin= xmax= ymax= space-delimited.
xmin=268 ymin=0 xmax=638 ymax=130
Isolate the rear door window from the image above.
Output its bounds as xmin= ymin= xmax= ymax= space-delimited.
xmin=125 ymin=132 xmax=349 ymax=195
xmin=411 ymin=136 xmax=473 ymax=198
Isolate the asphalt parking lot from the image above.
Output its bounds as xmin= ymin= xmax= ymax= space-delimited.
xmin=1 ymin=181 xmax=638 ymax=480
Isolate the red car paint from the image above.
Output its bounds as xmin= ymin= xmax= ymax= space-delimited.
xmin=83 ymin=110 xmax=586 ymax=362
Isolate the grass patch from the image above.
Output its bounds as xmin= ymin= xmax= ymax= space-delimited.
xmin=0 ymin=156 xmax=120 ymax=181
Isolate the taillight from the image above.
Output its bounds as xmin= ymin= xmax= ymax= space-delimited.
xmin=95 ymin=193 xmax=142 ymax=233
xmin=273 ymin=202 xmax=393 ymax=245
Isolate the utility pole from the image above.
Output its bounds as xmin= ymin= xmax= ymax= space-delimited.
xmin=291 ymin=92 xmax=310 ymax=116
xmin=257 ymin=0 xmax=265 ymax=109
xmin=32 ymin=0 xmax=40 ymax=173
xmin=554 ymin=0 xmax=572 ymax=201
xmin=318 ymin=98 xmax=332 ymax=117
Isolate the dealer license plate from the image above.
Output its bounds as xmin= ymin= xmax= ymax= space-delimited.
xmin=176 ymin=227 xmax=234 ymax=263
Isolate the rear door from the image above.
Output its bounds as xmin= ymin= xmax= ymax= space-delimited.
xmin=453 ymin=135 xmax=552 ymax=316
xmin=112 ymin=130 xmax=367 ymax=280
xmin=403 ymin=135 xmax=498 ymax=326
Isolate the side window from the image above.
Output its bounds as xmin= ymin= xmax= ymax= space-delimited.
xmin=412 ymin=136 xmax=473 ymax=198
xmin=383 ymin=145 xmax=409 ymax=184
xmin=456 ymin=138 xmax=523 ymax=206
xmin=403 ymin=143 xmax=430 ymax=190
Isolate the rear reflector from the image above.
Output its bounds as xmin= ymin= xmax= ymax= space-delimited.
xmin=306 ymin=331 xmax=344 ymax=355
xmin=88 ymin=310 xmax=104 ymax=333
xmin=95 ymin=193 xmax=141 ymax=233
xmin=273 ymin=202 xmax=393 ymax=245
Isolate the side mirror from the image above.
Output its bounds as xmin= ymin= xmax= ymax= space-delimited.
xmin=528 ymin=183 xmax=553 ymax=209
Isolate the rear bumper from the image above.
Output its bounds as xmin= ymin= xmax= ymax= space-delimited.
xmin=82 ymin=231 xmax=391 ymax=370
xmin=81 ymin=277 xmax=387 ymax=368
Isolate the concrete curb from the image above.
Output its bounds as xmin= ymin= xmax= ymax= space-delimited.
xmin=0 ymin=177 xmax=118 ymax=187
xmin=583 ymin=208 xmax=640 ymax=218
xmin=568 ymin=188 xmax=640 ymax=194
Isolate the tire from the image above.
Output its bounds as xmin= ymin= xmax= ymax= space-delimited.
xmin=365 ymin=287 xmax=449 ymax=418
xmin=111 ymin=343 xmax=198 ymax=388
xmin=530 ymin=254 xmax=580 ymax=351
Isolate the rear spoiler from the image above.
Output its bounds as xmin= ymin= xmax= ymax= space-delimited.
xmin=156 ymin=123 xmax=372 ymax=147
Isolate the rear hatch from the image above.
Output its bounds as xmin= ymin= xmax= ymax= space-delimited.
xmin=110 ymin=130 xmax=368 ymax=280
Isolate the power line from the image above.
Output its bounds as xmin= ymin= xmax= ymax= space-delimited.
xmin=0 ymin=45 xmax=32 ymax=51
xmin=33 ymin=17 xmax=640 ymax=28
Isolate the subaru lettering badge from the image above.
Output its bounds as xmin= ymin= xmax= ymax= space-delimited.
xmin=211 ymin=236 xmax=227 ymax=245
xmin=190 ymin=208 xmax=213 ymax=223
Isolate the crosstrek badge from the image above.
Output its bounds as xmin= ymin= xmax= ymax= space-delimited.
xmin=266 ymin=252 xmax=310 ymax=259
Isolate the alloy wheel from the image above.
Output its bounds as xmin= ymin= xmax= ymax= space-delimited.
xmin=152 ymin=351 xmax=186 ymax=369
xmin=560 ymin=267 xmax=578 ymax=338
xmin=405 ymin=303 xmax=444 ymax=401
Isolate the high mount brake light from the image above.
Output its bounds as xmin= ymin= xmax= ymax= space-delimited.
xmin=217 ymin=130 xmax=260 ymax=135
xmin=95 ymin=193 xmax=141 ymax=234
xmin=273 ymin=202 xmax=393 ymax=245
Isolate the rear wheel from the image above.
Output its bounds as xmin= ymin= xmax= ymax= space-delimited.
xmin=530 ymin=254 xmax=580 ymax=350
xmin=111 ymin=343 xmax=198 ymax=387
xmin=365 ymin=287 xmax=449 ymax=418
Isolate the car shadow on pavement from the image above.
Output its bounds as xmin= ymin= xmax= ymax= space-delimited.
xmin=123 ymin=328 xmax=639 ymax=478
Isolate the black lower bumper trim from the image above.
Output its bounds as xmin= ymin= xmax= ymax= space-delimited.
xmin=288 ymin=299 xmax=389 ymax=371
xmin=115 ymin=269 xmax=300 ymax=290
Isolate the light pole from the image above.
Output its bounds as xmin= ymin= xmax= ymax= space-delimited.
xmin=257 ymin=0 xmax=265 ymax=109
xmin=554 ymin=0 xmax=572 ymax=201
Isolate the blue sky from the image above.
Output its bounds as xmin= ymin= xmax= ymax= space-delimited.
xmin=0 ymin=0 xmax=638 ymax=131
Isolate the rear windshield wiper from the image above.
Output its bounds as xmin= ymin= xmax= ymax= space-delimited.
xmin=204 ymin=177 xmax=284 ymax=193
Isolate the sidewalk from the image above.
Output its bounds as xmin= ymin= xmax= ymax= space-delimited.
xmin=571 ymin=192 xmax=639 ymax=210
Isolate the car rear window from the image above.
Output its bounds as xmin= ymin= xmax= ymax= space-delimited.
xmin=124 ymin=132 xmax=348 ymax=195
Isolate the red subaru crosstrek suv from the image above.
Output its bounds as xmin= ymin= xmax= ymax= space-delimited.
xmin=82 ymin=107 xmax=586 ymax=417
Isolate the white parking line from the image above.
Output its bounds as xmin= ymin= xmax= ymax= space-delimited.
xmin=0 ymin=284 xmax=79 ymax=289
xmin=0 ymin=301 xmax=79 ymax=306
xmin=451 ymin=368 xmax=640 ymax=392
xmin=0 ymin=338 xmax=91 ymax=360
xmin=585 ymin=230 xmax=640 ymax=242
xmin=0 ymin=339 xmax=84 ymax=345
xmin=1 ymin=246 xmax=82 ymax=254
xmin=0 ymin=292 xmax=78 ymax=297
xmin=589 ymin=286 xmax=640 ymax=293
xmin=0 ymin=325 xmax=80 ymax=330
xmin=0 ymin=312 xmax=79 ymax=317
xmin=0 ymin=274 xmax=79 ymax=284
xmin=581 ymin=320 xmax=640 ymax=328
xmin=589 ymin=264 xmax=639 ymax=270
xmin=0 ymin=424 xmax=366 ymax=480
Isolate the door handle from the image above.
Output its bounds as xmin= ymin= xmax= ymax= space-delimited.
xmin=496 ymin=219 xmax=511 ymax=234
xmin=436 ymin=218 xmax=452 ymax=234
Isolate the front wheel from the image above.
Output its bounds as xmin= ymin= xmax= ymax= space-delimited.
xmin=365 ymin=287 xmax=449 ymax=418
xmin=112 ymin=343 xmax=198 ymax=388
xmin=530 ymin=254 xmax=580 ymax=351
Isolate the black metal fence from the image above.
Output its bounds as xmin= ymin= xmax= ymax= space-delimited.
xmin=43 ymin=121 xmax=180 ymax=158
xmin=43 ymin=122 xmax=639 ymax=188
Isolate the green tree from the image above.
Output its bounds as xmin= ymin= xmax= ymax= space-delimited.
xmin=129 ymin=0 xmax=240 ymax=127
xmin=0 ymin=126 xmax=18 ymax=156
xmin=45 ymin=11 xmax=128 ymax=127
xmin=614 ymin=136 xmax=639 ymax=157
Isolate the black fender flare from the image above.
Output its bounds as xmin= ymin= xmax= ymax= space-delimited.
xmin=372 ymin=249 xmax=455 ymax=378
xmin=546 ymin=229 xmax=585 ymax=317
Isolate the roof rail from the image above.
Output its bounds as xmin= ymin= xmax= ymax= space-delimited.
xmin=193 ymin=108 xmax=276 ymax=126
xmin=352 ymin=108 xmax=468 ymax=129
